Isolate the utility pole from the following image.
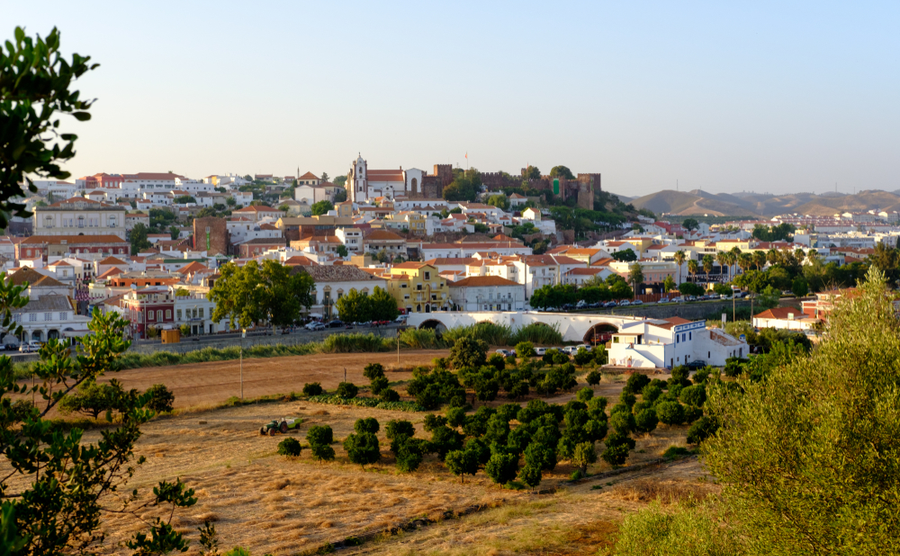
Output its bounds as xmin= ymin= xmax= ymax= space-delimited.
xmin=240 ymin=328 xmax=245 ymax=401
xmin=397 ymin=327 xmax=401 ymax=364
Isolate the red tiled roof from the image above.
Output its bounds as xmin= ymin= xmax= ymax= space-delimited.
xmin=20 ymin=235 xmax=126 ymax=245
xmin=449 ymin=276 xmax=520 ymax=287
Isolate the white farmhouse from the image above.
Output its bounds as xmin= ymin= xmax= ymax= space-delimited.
xmin=607 ymin=317 xmax=748 ymax=369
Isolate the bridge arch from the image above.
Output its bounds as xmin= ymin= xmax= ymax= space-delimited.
xmin=418 ymin=319 xmax=447 ymax=333
xmin=583 ymin=323 xmax=619 ymax=346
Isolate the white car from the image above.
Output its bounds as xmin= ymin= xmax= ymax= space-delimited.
xmin=19 ymin=342 xmax=41 ymax=353
xmin=534 ymin=347 xmax=547 ymax=356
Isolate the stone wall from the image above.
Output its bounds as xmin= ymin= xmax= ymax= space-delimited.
xmin=598 ymin=298 xmax=801 ymax=322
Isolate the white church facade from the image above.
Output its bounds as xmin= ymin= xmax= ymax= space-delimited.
xmin=348 ymin=155 xmax=431 ymax=203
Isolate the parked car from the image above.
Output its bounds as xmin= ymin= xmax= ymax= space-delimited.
xmin=305 ymin=322 xmax=325 ymax=331
xmin=618 ymin=300 xmax=631 ymax=306
xmin=395 ymin=315 xmax=408 ymax=322
xmin=577 ymin=344 xmax=593 ymax=352
xmin=603 ymin=301 xmax=617 ymax=308
xmin=495 ymin=349 xmax=512 ymax=357
xmin=326 ymin=319 xmax=344 ymax=328
xmin=19 ymin=342 xmax=41 ymax=353
xmin=631 ymin=300 xmax=643 ymax=306
xmin=534 ymin=347 xmax=547 ymax=356
xmin=685 ymin=360 xmax=707 ymax=369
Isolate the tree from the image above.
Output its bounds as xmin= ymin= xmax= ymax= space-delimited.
xmin=333 ymin=175 xmax=347 ymax=187
xmin=130 ymin=223 xmax=152 ymax=254
xmin=486 ymin=194 xmax=509 ymax=211
xmin=0 ymin=304 xmax=197 ymax=554
xmin=343 ymin=431 xmax=381 ymax=467
xmin=629 ymin=263 xmax=644 ymax=298
xmin=209 ymin=260 xmax=314 ymax=330
xmin=449 ymin=336 xmax=488 ymax=369
xmin=656 ymin=401 xmax=685 ymax=425
xmin=682 ymin=218 xmax=699 ymax=231
xmin=662 ymin=275 xmax=676 ymax=293
xmin=311 ymin=200 xmax=333 ymax=215
xmin=168 ymin=225 xmax=180 ymax=240
xmin=523 ymin=165 xmax=541 ymax=180
xmin=226 ymin=197 xmax=237 ymax=207
xmin=173 ymin=195 xmax=196 ymax=204
xmin=443 ymin=168 xmax=483 ymax=202
xmin=673 ymin=250 xmax=686 ymax=283
xmin=0 ymin=27 xmax=98 ymax=227
xmin=336 ymin=382 xmax=358 ymax=398
xmin=321 ymin=172 xmax=329 ymax=181
xmin=549 ymin=166 xmax=575 ymax=179
xmin=757 ymin=285 xmax=781 ymax=310
xmin=336 ymin=245 xmax=349 ymax=258
xmin=687 ymin=259 xmax=699 ymax=282
xmin=333 ymin=187 xmax=347 ymax=203
xmin=791 ymin=276 xmax=809 ymax=298
xmin=678 ymin=282 xmax=704 ymax=296
xmin=611 ymin=249 xmax=637 ymax=262
xmin=573 ymin=441 xmax=597 ymax=472
xmin=445 ymin=449 xmax=479 ymax=483
xmin=485 ymin=452 xmax=519 ymax=486
xmin=307 ymin=425 xmax=336 ymax=460
xmin=702 ymin=254 xmax=714 ymax=283
xmin=145 ymin=383 xmax=175 ymax=413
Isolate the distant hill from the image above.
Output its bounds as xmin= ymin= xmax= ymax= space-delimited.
xmin=628 ymin=189 xmax=900 ymax=218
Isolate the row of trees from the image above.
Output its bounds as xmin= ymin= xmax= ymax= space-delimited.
xmin=334 ymin=287 xmax=399 ymax=323
xmin=529 ymin=275 xmax=634 ymax=308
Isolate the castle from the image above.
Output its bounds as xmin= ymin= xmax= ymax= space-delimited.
xmin=347 ymin=155 xmax=453 ymax=203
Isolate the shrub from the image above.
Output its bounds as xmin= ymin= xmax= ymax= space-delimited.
xmin=586 ymin=370 xmax=602 ymax=385
xmin=573 ymin=441 xmax=597 ymax=472
xmin=670 ymin=365 xmax=691 ymax=387
xmin=601 ymin=443 xmax=631 ymax=467
xmin=385 ymin=419 xmax=415 ymax=440
xmin=679 ymin=384 xmax=707 ymax=408
xmin=724 ymin=357 xmax=749 ymax=377
xmin=641 ymin=384 xmax=662 ymax=404
xmin=552 ymin=350 xmax=570 ymax=365
xmin=380 ymin=388 xmax=400 ymax=402
xmin=570 ymin=469 xmax=584 ymax=481
xmin=446 ymin=406 xmax=467 ymax=428
xmin=302 ymin=382 xmax=323 ymax=396
xmin=584 ymin=419 xmax=608 ymax=442
xmin=487 ymin=353 xmax=507 ymax=372
xmin=363 ymin=363 xmax=386 ymax=381
xmin=610 ymin=402 xmax=631 ymax=417
xmin=354 ymin=417 xmax=380 ymax=434
xmin=619 ymin=390 xmax=637 ymax=408
xmin=449 ymin=336 xmax=488 ymax=369
xmin=683 ymin=405 xmax=703 ymax=423
xmin=144 ymin=384 xmax=174 ymax=413
xmin=277 ymin=437 xmax=302 ymax=457
xmin=586 ymin=396 xmax=608 ymax=419
xmin=576 ymin=387 xmax=594 ymax=402
xmin=343 ymin=432 xmax=381 ymax=467
xmin=400 ymin=328 xmax=445 ymax=349
xmin=320 ymin=333 xmax=392 ymax=353
xmin=430 ymin=426 xmax=464 ymax=461
xmin=370 ymin=375 xmax=390 ymax=396
xmin=445 ymin=449 xmax=480 ymax=483
xmin=510 ymin=323 xmax=563 ymax=345
xmin=662 ymin=446 xmax=693 ymax=460
xmin=395 ymin=438 xmax=426 ymax=472
xmin=656 ymin=401 xmax=685 ymax=425
xmin=336 ymin=382 xmax=358 ymax=399
xmin=687 ymin=416 xmax=719 ymax=445
xmin=592 ymin=345 xmax=608 ymax=365
xmin=624 ymin=373 xmax=651 ymax=394
xmin=485 ymin=452 xmax=519 ymax=485
xmin=465 ymin=437 xmax=492 ymax=466
xmin=306 ymin=425 xmax=333 ymax=446
xmin=692 ymin=367 xmax=712 ymax=384
xmin=542 ymin=349 xmax=559 ymax=365
xmin=515 ymin=341 xmax=536 ymax=359
xmin=635 ymin=408 xmax=659 ymax=434
xmin=519 ymin=464 xmax=543 ymax=490
xmin=574 ymin=348 xmax=593 ymax=366
xmin=610 ymin=411 xmax=636 ymax=435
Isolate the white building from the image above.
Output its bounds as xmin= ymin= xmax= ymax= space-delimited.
xmin=608 ymin=317 xmax=749 ymax=369
xmin=295 ymin=265 xmax=389 ymax=319
xmin=448 ymin=276 xmax=525 ymax=311
xmin=33 ymin=198 xmax=128 ymax=240
xmin=347 ymin=155 xmax=428 ymax=203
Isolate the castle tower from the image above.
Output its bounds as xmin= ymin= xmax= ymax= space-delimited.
xmin=350 ymin=154 xmax=367 ymax=203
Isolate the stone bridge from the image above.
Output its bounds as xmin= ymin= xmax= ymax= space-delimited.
xmin=407 ymin=311 xmax=655 ymax=344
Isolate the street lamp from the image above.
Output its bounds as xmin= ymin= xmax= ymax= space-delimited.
xmin=240 ymin=328 xmax=246 ymax=401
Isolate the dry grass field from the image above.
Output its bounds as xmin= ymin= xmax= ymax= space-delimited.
xmin=9 ymin=354 xmax=709 ymax=555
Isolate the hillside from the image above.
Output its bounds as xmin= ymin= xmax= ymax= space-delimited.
xmin=630 ymin=189 xmax=900 ymax=217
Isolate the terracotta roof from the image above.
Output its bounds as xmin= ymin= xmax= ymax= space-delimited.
xmin=234 ymin=205 xmax=279 ymax=213
xmin=97 ymin=267 xmax=126 ymax=279
xmin=20 ymin=235 xmax=126 ymax=245
xmin=366 ymin=170 xmax=404 ymax=182
xmin=653 ymin=316 xmax=694 ymax=330
xmin=298 ymin=171 xmax=320 ymax=180
xmin=566 ymin=267 xmax=606 ymax=275
xmin=754 ymin=307 xmax=806 ymax=320
xmin=48 ymin=260 xmax=71 ymax=266
xmin=424 ymin=257 xmax=477 ymax=266
xmin=365 ymin=230 xmax=405 ymax=241
xmin=177 ymin=261 xmax=208 ymax=274
xmin=6 ymin=267 xmax=49 ymax=286
xmin=283 ymin=255 xmax=319 ymax=267
xmin=294 ymin=265 xmax=384 ymax=283
xmin=449 ymin=276 xmax=520 ymax=287
xmin=391 ymin=262 xmax=429 ymax=269
xmin=124 ymin=172 xmax=185 ymax=180
xmin=98 ymin=256 xmax=128 ymax=265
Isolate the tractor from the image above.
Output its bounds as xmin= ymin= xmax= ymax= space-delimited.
xmin=259 ymin=417 xmax=303 ymax=436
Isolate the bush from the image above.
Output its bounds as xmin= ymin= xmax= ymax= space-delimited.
xmin=370 ymin=375 xmax=389 ymax=396
xmin=510 ymin=323 xmax=563 ymax=345
xmin=670 ymin=365 xmax=691 ymax=387
xmin=570 ymin=469 xmax=584 ymax=481
xmin=679 ymin=385 xmax=707 ymax=407
xmin=307 ymin=425 xmax=333 ymax=446
xmin=385 ymin=419 xmax=415 ymax=440
xmin=619 ymin=390 xmax=637 ymax=408
xmin=593 ymin=345 xmax=608 ymax=365
xmin=662 ymin=446 xmax=693 ymax=460
xmin=576 ymin=387 xmax=594 ymax=402
xmin=354 ymin=417 xmax=380 ymax=434
xmin=610 ymin=402 xmax=631 ymax=417
xmin=586 ymin=396 xmax=608 ymax=420
xmin=683 ymin=405 xmax=703 ymax=423
xmin=487 ymin=353 xmax=507 ymax=372
xmin=724 ymin=357 xmax=749 ymax=377
xmin=574 ymin=348 xmax=593 ymax=366
xmin=445 ymin=449 xmax=480 ymax=483
xmin=656 ymin=401 xmax=685 ymax=425
xmin=586 ymin=370 xmax=602 ymax=385
xmin=395 ymin=438 xmax=427 ymax=472
xmin=687 ymin=416 xmax=719 ymax=445
xmin=302 ymin=382 xmax=323 ymax=397
xmin=380 ymin=388 xmax=400 ymax=402
xmin=446 ymin=406 xmax=467 ymax=428
xmin=635 ymin=408 xmax=659 ymax=434
xmin=277 ymin=437 xmax=302 ymax=457
xmin=692 ymin=367 xmax=712 ymax=384
xmin=641 ymin=384 xmax=663 ymax=403
xmin=336 ymin=382 xmax=359 ymax=399
xmin=610 ymin=411 xmax=636 ymax=435
xmin=515 ymin=341 xmax=536 ymax=359
xmin=320 ymin=333 xmax=393 ymax=353
xmin=449 ymin=336 xmax=488 ymax=369
xmin=430 ymin=426 xmax=465 ymax=461
xmin=485 ymin=452 xmax=519 ymax=485
xmin=551 ymin=350 xmax=570 ymax=365
xmin=144 ymin=384 xmax=174 ymax=413
xmin=624 ymin=373 xmax=651 ymax=394
xmin=573 ymin=441 xmax=597 ymax=472
xmin=343 ymin=432 xmax=381 ymax=466
xmin=363 ymin=363 xmax=386 ymax=381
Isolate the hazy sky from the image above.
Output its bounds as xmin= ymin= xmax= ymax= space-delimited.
xmin=6 ymin=1 xmax=899 ymax=197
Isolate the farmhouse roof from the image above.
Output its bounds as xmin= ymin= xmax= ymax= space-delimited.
xmin=448 ymin=276 xmax=519 ymax=287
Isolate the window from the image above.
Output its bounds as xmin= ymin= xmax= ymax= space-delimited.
xmin=44 ymin=313 xmax=52 ymax=322
xmin=148 ymin=311 xmax=155 ymax=321
xmin=166 ymin=310 xmax=171 ymax=319
xmin=200 ymin=308 xmax=204 ymax=318
xmin=157 ymin=310 xmax=163 ymax=321
xmin=59 ymin=312 xmax=67 ymax=320
xmin=424 ymin=271 xmax=431 ymax=280
xmin=176 ymin=309 xmax=182 ymax=320
xmin=29 ymin=314 xmax=37 ymax=322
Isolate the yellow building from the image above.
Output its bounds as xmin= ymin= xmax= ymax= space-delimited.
xmin=386 ymin=262 xmax=450 ymax=314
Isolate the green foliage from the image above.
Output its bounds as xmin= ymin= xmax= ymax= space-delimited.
xmin=310 ymin=200 xmax=334 ymax=215
xmin=442 ymin=168 xmax=483 ymax=202
xmin=586 ymin=370 xmax=602 ymax=385
xmin=406 ymin=367 xmax=465 ymax=409
xmin=209 ymin=260 xmax=315 ymax=329
xmin=0 ymin=27 xmax=98 ymax=227
xmin=574 ymin=348 xmax=593 ymax=366
xmin=277 ymin=437 xmax=302 ymax=457
xmin=380 ymin=388 xmax=401 ymax=402
xmin=573 ymin=441 xmax=598 ymax=472
xmin=400 ymin=327 xmax=446 ymax=349
xmin=320 ymin=333 xmax=394 ymax=353
xmin=757 ymin=285 xmax=781 ymax=310
xmin=612 ymin=501 xmax=743 ymax=556
xmin=302 ymin=382 xmax=324 ymax=396
xmin=430 ymin=425 xmax=464 ymax=461
xmin=354 ymin=417 xmax=379 ymax=434
xmin=59 ymin=378 xmax=137 ymax=419
xmin=370 ymin=375 xmax=389 ymax=395
xmin=655 ymin=401 xmax=685 ymax=425
xmin=641 ymin=384 xmax=662 ymax=403
xmin=394 ymin=437 xmax=427 ymax=473
xmin=336 ymin=286 xmax=398 ymax=323
xmin=343 ymin=432 xmax=381 ymax=467
xmin=336 ymin=382 xmax=358 ymax=399
xmin=130 ymin=222 xmax=152 ymax=254
xmin=677 ymin=282 xmax=704 ymax=296
xmin=518 ymin=464 xmax=543 ymax=490
xmin=0 ymin=301 xmax=198 ymax=554
xmin=445 ymin=449 xmax=480 ymax=482
xmin=385 ymin=419 xmax=415 ymax=441
xmin=751 ymin=222 xmax=795 ymax=242
xmin=634 ymin=408 xmax=659 ymax=434
xmin=549 ymin=165 xmax=575 ymax=179
xmin=679 ymin=384 xmax=706 ymax=407
xmin=662 ymin=446 xmax=693 ymax=460
xmin=686 ymin=416 xmax=719 ymax=445
xmin=515 ymin=341 xmax=536 ymax=358
xmin=576 ymin=387 xmax=594 ymax=402
xmin=144 ymin=383 xmax=175 ymax=413
xmin=624 ymin=373 xmax=651 ymax=394
xmin=450 ymin=336 xmax=489 ymax=369
xmin=485 ymin=452 xmax=519 ymax=485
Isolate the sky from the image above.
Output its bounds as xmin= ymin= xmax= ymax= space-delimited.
xmin=5 ymin=1 xmax=899 ymax=198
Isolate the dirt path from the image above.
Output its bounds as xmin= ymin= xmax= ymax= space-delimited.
xmin=104 ymin=350 xmax=449 ymax=409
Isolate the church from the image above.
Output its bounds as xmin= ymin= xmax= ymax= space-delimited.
xmin=348 ymin=154 xmax=452 ymax=203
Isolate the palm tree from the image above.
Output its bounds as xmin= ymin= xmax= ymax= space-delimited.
xmin=730 ymin=246 xmax=742 ymax=277
xmin=687 ymin=259 xmax=699 ymax=283
xmin=673 ymin=250 xmax=686 ymax=284
xmin=794 ymin=248 xmax=806 ymax=266
xmin=753 ymin=250 xmax=767 ymax=271
xmin=702 ymin=254 xmax=714 ymax=284
xmin=716 ymin=252 xmax=728 ymax=280
xmin=738 ymin=252 xmax=753 ymax=274
xmin=767 ymin=248 xmax=779 ymax=267
xmin=807 ymin=248 xmax=818 ymax=262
